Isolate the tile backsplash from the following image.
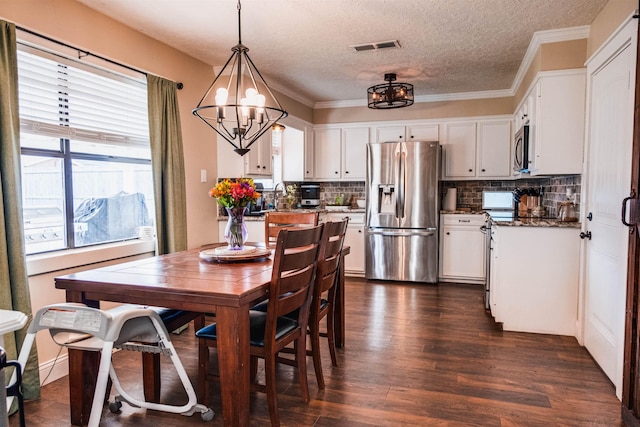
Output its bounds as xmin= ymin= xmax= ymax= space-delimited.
xmin=269 ymin=175 xmax=581 ymax=217
xmin=440 ymin=174 xmax=581 ymax=218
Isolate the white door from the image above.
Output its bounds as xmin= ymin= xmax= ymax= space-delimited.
xmin=583 ymin=20 xmax=636 ymax=397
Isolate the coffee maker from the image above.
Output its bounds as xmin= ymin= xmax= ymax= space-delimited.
xmin=300 ymin=184 xmax=320 ymax=207
xmin=246 ymin=182 xmax=265 ymax=215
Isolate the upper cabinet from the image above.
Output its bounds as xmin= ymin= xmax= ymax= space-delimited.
xmin=374 ymin=124 xmax=439 ymax=143
xmin=243 ymin=130 xmax=273 ymax=176
xmin=341 ymin=127 xmax=369 ymax=180
xmin=516 ymin=71 xmax=586 ymax=176
xmin=281 ymin=124 xmax=314 ymax=182
xmin=313 ymin=128 xmax=342 ymax=180
xmin=441 ymin=119 xmax=512 ymax=180
xmin=313 ymin=126 xmax=368 ymax=181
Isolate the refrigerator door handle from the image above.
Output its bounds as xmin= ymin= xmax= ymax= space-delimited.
xmin=397 ymin=147 xmax=406 ymax=219
xmin=367 ymin=228 xmax=436 ymax=237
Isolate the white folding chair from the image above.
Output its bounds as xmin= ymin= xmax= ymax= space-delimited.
xmin=9 ymin=303 xmax=213 ymax=427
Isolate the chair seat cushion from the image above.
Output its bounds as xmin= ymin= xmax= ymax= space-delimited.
xmin=196 ymin=311 xmax=299 ymax=347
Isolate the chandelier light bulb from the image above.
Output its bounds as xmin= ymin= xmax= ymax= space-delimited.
xmin=215 ymin=88 xmax=228 ymax=105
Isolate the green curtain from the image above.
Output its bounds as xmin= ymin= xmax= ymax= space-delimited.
xmin=0 ymin=19 xmax=40 ymax=410
xmin=147 ymin=75 xmax=188 ymax=254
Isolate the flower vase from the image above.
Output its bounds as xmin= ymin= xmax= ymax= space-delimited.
xmin=224 ymin=207 xmax=248 ymax=250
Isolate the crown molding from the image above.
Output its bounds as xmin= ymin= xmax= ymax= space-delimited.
xmin=509 ymin=25 xmax=590 ymax=94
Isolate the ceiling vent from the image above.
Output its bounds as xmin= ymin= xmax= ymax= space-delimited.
xmin=351 ymin=40 xmax=401 ymax=52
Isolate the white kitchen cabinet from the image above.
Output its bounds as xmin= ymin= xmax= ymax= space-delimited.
xmin=341 ymin=127 xmax=369 ymax=180
xmin=313 ymin=128 xmax=342 ymax=180
xmin=442 ymin=121 xmax=476 ymax=178
xmin=326 ymin=212 xmax=365 ymax=276
xmin=438 ymin=214 xmax=486 ymax=284
xmin=313 ymin=126 xmax=368 ymax=181
xmin=516 ymin=71 xmax=586 ymax=176
xmin=489 ymin=224 xmax=579 ymax=336
xmin=374 ymin=123 xmax=439 ymax=143
xmin=243 ymin=130 xmax=273 ymax=176
xmin=281 ymin=124 xmax=314 ymax=182
xmin=442 ymin=119 xmax=512 ymax=180
xmin=477 ymin=120 xmax=512 ymax=178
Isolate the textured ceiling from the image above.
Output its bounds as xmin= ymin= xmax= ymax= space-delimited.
xmin=74 ymin=0 xmax=609 ymax=107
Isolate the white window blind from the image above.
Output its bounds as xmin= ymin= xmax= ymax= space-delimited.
xmin=17 ymin=46 xmax=149 ymax=150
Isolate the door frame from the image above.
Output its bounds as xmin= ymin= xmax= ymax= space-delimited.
xmin=622 ymin=12 xmax=640 ymax=427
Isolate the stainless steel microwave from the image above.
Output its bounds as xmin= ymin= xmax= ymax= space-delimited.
xmin=513 ymin=124 xmax=530 ymax=172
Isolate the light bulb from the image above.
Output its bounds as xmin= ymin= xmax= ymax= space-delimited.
xmin=256 ymin=94 xmax=266 ymax=107
xmin=215 ymin=88 xmax=228 ymax=105
xmin=245 ymin=88 xmax=258 ymax=104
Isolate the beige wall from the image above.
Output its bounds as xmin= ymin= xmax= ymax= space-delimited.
xmin=514 ymin=39 xmax=588 ymax=108
xmin=1 ymin=0 xmax=220 ymax=249
xmin=588 ymin=0 xmax=637 ymax=58
xmin=314 ymin=97 xmax=514 ymax=125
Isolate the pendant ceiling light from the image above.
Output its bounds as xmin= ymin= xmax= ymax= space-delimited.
xmin=192 ymin=0 xmax=288 ymax=156
xmin=367 ymin=73 xmax=414 ymax=109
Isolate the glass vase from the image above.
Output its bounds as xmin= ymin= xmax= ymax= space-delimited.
xmin=224 ymin=207 xmax=248 ymax=250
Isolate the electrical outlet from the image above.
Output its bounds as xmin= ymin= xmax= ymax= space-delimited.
xmin=200 ymin=169 xmax=207 ymax=183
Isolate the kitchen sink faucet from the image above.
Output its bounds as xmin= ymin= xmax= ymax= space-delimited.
xmin=273 ymin=182 xmax=284 ymax=210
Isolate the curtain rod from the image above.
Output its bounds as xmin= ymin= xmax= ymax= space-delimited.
xmin=16 ymin=25 xmax=183 ymax=90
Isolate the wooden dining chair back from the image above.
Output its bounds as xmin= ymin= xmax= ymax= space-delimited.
xmin=196 ymin=224 xmax=325 ymax=427
xmin=308 ymin=218 xmax=348 ymax=389
xmin=264 ymin=211 xmax=319 ymax=249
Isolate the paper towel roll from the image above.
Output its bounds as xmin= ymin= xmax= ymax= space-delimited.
xmin=443 ymin=188 xmax=457 ymax=211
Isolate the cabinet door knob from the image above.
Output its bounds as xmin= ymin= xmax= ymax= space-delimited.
xmin=335 ymin=171 xmax=339 ymax=174
xmin=481 ymin=168 xmax=486 ymax=172
xmin=468 ymin=169 xmax=473 ymax=172
xmin=345 ymin=171 xmax=349 ymax=174
xmin=446 ymin=232 xmax=450 ymax=235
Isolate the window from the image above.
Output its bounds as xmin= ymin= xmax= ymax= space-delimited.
xmin=17 ymin=44 xmax=154 ymax=255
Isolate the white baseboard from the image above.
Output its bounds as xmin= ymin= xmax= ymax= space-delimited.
xmin=39 ymin=353 xmax=68 ymax=386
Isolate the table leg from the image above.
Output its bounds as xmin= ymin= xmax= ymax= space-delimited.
xmin=65 ymin=290 xmax=101 ymax=426
xmin=215 ymin=305 xmax=251 ymax=427
xmin=334 ymin=253 xmax=346 ymax=348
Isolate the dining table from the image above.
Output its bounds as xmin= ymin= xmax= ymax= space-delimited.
xmin=54 ymin=243 xmax=349 ymax=427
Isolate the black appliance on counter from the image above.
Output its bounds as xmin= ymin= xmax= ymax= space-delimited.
xmin=246 ymin=182 xmax=265 ymax=215
xmin=300 ymin=184 xmax=320 ymax=207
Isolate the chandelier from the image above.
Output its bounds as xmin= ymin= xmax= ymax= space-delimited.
xmin=367 ymin=73 xmax=414 ymax=109
xmin=192 ymin=0 xmax=288 ymax=156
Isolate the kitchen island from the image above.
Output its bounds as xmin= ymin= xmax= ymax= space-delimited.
xmin=488 ymin=220 xmax=580 ymax=336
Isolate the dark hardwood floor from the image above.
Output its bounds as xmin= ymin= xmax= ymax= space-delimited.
xmin=9 ymin=280 xmax=623 ymax=426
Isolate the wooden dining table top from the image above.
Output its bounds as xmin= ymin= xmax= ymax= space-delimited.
xmin=55 ymin=247 xmax=274 ymax=312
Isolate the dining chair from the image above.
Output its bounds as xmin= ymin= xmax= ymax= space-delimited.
xmin=196 ymin=224 xmax=325 ymax=427
xmin=264 ymin=211 xmax=319 ymax=249
xmin=264 ymin=219 xmax=348 ymax=389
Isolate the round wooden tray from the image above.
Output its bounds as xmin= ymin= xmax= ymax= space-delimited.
xmin=199 ymin=246 xmax=271 ymax=263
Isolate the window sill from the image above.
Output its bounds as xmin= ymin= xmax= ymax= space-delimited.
xmin=26 ymin=239 xmax=156 ymax=276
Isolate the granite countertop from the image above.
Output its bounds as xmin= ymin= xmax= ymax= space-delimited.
xmin=218 ymin=207 xmax=365 ymax=221
xmin=492 ymin=218 xmax=581 ymax=228
xmin=440 ymin=210 xmax=485 ymax=215
xmin=441 ymin=210 xmax=581 ymax=228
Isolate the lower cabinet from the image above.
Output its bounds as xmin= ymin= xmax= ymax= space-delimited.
xmin=438 ymin=214 xmax=486 ymax=284
xmin=327 ymin=212 xmax=365 ymax=277
xmin=489 ymin=224 xmax=579 ymax=336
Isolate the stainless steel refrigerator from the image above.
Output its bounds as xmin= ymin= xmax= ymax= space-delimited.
xmin=365 ymin=140 xmax=440 ymax=283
